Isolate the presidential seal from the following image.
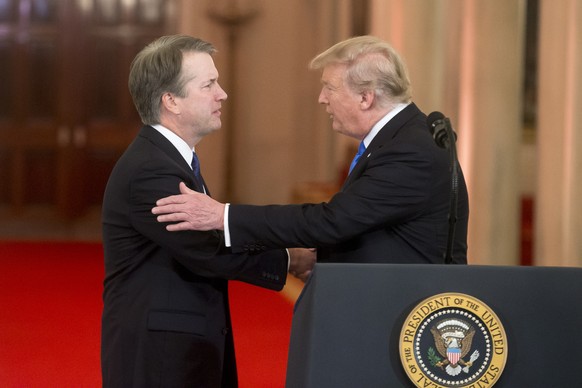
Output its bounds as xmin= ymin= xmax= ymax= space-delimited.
xmin=399 ymin=293 xmax=507 ymax=387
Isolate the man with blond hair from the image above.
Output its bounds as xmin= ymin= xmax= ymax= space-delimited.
xmin=153 ymin=36 xmax=469 ymax=276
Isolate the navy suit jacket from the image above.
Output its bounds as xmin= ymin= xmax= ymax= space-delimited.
xmin=101 ymin=126 xmax=288 ymax=387
xmin=228 ymin=103 xmax=469 ymax=264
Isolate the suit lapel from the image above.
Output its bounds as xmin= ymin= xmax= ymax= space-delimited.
xmin=138 ymin=126 xmax=207 ymax=193
xmin=341 ymin=103 xmax=423 ymax=189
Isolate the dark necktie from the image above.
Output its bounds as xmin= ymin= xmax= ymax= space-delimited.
xmin=348 ymin=141 xmax=366 ymax=175
xmin=191 ymin=152 xmax=204 ymax=192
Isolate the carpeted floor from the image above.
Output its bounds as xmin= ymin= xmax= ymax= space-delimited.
xmin=0 ymin=241 xmax=294 ymax=387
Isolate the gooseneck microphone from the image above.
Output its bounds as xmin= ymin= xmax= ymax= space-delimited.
xmin=427 ymin=112 xmax=459 ymax=264
xmin=427 ymin=111 xmax=457 ymax=149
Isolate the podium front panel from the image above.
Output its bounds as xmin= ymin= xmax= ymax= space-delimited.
xmin=285 ymin=263 xmax=582 ymax=388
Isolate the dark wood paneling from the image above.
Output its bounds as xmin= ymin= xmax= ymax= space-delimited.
xmin=0 ymin=0 xmax=175 ymax=218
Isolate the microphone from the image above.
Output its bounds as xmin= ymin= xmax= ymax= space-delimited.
xmin=427 ymin=111 xmax=460 ymax=264
xmin=427 ymin=111 xmax=457 ymax=148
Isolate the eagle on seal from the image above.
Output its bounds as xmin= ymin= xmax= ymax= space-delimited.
xmin=430 ymin=319 xmax=479 ymax=376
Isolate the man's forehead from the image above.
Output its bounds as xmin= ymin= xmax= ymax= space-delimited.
xmin=321 ymin=64 xmax=346 ymax=85
xmin=182 ymin=52 xmax=218 ymax=80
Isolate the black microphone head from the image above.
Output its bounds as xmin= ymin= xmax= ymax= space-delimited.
xmin=427 ymin=111 xmax=445 ymax=130
xmin=427 ymin=111 xmax=449 ymax=148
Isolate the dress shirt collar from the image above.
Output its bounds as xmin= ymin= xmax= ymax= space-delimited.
xmin=362 ymin=103 xmax=409 ymax=148
xmin=151 ymin=124 xmax=196 ymax=167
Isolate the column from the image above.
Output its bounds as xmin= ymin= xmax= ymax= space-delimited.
xmin=535 ymin=0 xmax=582 ymax=266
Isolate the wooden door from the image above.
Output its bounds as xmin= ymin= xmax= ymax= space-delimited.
xmin=0 ymin=0 xmax=67 ymax=213
xmin=0 ymin=0 xmax=175 ymax=218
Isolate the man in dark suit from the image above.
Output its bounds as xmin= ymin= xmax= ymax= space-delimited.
xmin=152 ymin=36 xmax=469 ymax=279
xmin=101 ymin=35 xmax=307 ymax=387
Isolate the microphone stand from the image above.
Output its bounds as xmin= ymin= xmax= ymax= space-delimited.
xmin=443 ymin=117 xmax=459 ymax=264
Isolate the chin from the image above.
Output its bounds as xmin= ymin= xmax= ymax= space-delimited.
xmin=331 ymin=126 xmax=344 ymax=134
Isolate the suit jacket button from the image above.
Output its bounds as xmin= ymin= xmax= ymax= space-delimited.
xmin=222 ymin=328 xmax=229 ymax=335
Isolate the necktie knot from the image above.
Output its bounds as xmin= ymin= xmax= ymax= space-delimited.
xmin=348 ymin=141 xmax=366 ymax=174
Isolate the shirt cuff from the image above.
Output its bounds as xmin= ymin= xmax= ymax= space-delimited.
xmin=224 ymin=203 xmax=231 ymax=247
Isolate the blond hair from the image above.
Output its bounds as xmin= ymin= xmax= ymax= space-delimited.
xmin=310 ymin=36 xmax=412 ymax=106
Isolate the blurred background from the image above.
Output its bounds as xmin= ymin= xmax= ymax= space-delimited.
xmin=1 ymin=0 xmax=580 ymax=267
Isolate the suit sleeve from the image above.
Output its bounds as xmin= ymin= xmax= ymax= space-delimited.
xmin=228 ymin=133 xmax=446 ymax=254
xmin=128 ymin=159 xmax=288 ymax=291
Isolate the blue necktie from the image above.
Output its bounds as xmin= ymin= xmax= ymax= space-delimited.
xmin=348 ymin=141 xmax=366 ymax=174
xmin=192 ymin=152 xmax=202 ymax=186
xmin=191 ymin=152 xmax=210 ymax=196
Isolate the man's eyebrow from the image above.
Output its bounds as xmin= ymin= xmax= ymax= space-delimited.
xmin=321 ymin=79 xmax=337 ymax=89
xmin=203 ymin=75 xmax=219 ymax=84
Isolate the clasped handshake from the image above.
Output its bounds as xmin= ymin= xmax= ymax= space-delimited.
xmin=152 ymin=182 xmax=316 ymax=282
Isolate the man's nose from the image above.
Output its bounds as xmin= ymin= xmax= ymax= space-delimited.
xmin=317 ymin=90 xmax=327 ymax=104
xmin=217 ymin=84 xmax=227 ymax=100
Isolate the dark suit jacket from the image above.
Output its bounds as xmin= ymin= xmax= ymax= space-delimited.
xmin=101 ymin=126 xmax=288 ymax=387
xmin=228 ymin=103 xmax=468 ymax=264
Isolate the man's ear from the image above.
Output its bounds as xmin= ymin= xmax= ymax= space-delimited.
xmin=359 ymin=89 xmax=375 ymax=110
xmin=161 ymin=92 xmax=180 ymax=114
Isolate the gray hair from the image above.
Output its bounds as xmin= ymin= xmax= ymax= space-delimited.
xmin=128 ymin=35 xmax=216 ymax=124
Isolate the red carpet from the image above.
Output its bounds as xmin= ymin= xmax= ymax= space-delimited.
xmin=0 ymin=241 xmax=292 ymax=387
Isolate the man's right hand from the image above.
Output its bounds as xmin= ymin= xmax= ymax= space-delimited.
xmin=288 ymin=248 xmax=316 ymax=283
xmin=152 ymin=182 xmax=225 ymax=231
